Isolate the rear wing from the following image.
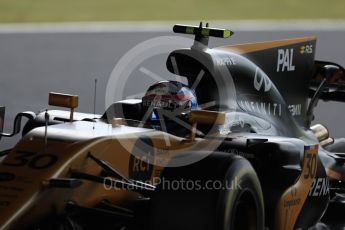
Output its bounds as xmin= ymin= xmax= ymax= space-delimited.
xmin=309 ymin=60 xmax=345 ymax=102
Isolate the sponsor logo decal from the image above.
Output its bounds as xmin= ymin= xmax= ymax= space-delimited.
xmin=308 ymin=177 xmax=329 ymax=197
xmin=254 ymin=67 xmax=272 ymax=92
xmin=288 ymin=104 xmax=302 ymax=116
xmin=216 ymin=57 xmax=237 ymax=66
xmin=238 ymin=98 xmax=302 ymax=117
xmin=129 ymin=137 xmax=155 ymax=181
xmin=238 ymin=100 xmax=282 ymax=116
xmin=277 ymin=48 xmax=295 ymax=72
xmin=284 ymin=186 xmax=300 ymax=208
xmin=284 ymin=198 xmax=301 ymax=208
xmin=300 ymin=45 xmax=313 ymax=54
xmin=219 ymin=148 xmax=255 ymax=159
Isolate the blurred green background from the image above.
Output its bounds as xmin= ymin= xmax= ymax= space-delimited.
xmin=0 ymin=0 xmax=344 ymax=23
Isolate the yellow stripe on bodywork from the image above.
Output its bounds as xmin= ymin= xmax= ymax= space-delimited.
xmin=275 ymin=145 xmax=319 ymax=230
xmin=216 ymin=36 xmax=317 ymax=55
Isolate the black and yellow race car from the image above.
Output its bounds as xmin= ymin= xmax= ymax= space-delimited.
xmin=1 ymin=23 xmax=345 ymax=230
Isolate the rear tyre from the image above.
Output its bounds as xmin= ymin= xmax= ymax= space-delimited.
xmin=150 ymin=152 xmax=264 ymax=230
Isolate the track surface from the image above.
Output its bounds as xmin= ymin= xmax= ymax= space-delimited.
xmin=0 ymin=28 xmax=345 ymax=148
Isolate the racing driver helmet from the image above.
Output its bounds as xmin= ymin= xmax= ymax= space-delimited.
xmin=142 ymin=81 xmax=198 ymax=135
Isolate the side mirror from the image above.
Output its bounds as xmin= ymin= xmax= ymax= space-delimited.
xmin=321 ymin=65 xmax=342 ymax=83
xmin=188 ymin=110 xmax=225 ymax=141
xmin=49 ymin=92 xmax=79 ymax=122
xmin=307 ymin=64 xmax=345 ymax=127
xmin=312 ymin=62 xmax=345 ymax=85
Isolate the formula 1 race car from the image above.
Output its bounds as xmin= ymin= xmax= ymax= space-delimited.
xmin=1 ymin=22 xmax=345 ymax=230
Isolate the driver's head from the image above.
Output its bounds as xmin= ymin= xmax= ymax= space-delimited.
xmin=142 ymin=81 xmax=198 ymax=121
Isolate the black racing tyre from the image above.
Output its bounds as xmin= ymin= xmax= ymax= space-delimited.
xmin=150 ymin=152 xmax=264 ymax=230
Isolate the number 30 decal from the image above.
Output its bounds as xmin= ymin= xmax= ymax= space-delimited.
xmin=304 ymin=153 xmax=317 ymax=179
xmin=3 ymin=150 xmax=58 ymax=170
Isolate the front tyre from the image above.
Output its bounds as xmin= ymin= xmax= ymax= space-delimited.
xmin=220 ymin=156 xmax=264 ymax=230
xmin=150 ymin=153 xmax=264 ymax=230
